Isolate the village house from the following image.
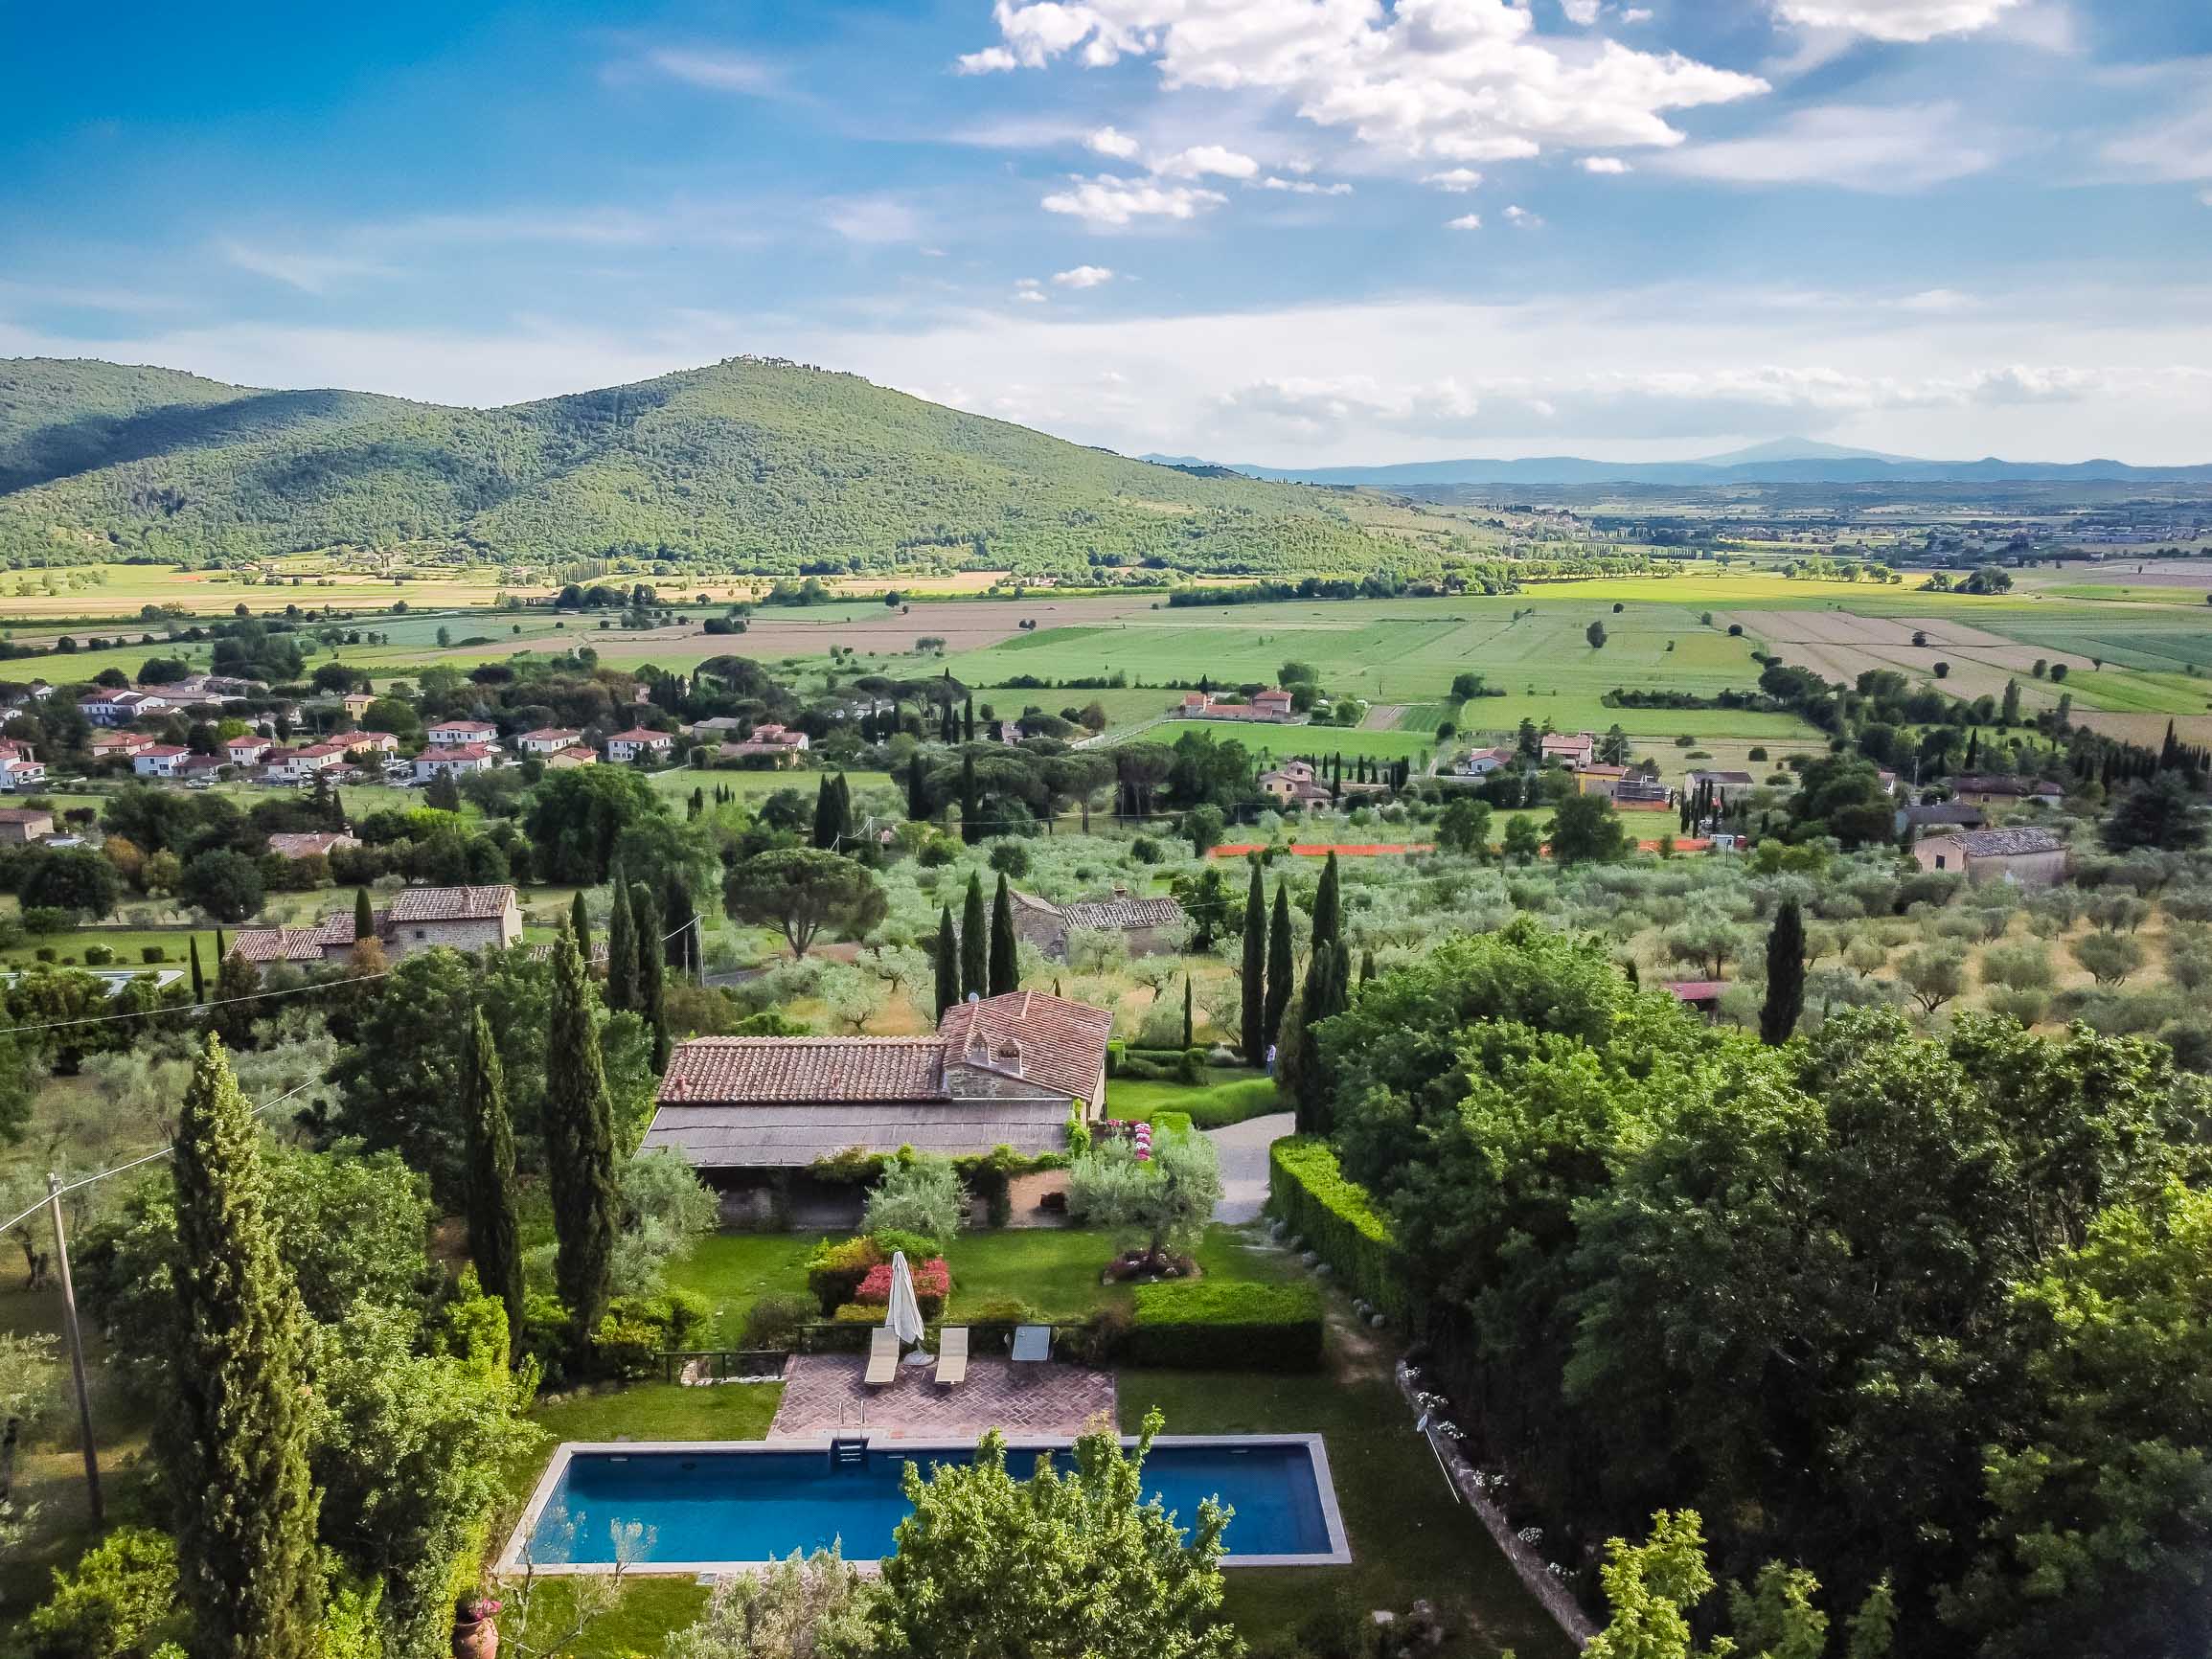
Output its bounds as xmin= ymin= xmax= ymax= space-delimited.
xmin=77 ymin=689 xmax=168 ymax=726
xmin=338 ymin=730 xmax=399 ymax=757
xmin=1897 ymin=802 xmax=1990 ymax=837
xmin=1010 ymin=888 xmax=1189 ymax=961
xmin=605 ymin=727 xmax=675 ymax=763
xmin=1258 ymin=761 xmax=1334 ymax=807
xmin=132 ymin=744 xmax=191 ymax=778
xmin=1946 ymin=774 xmax=2065 ymax=807
xmin=0 ymin=807 xmax=54 ymax=845
xmin=413 ymin=742 xmax=497 ymax=780
xmin=224 ymin=735 xmax=272 ymax=766
xmin=1686 ymin=769 xmax=1757 ymax=801
xmin=514 ymin=727 xmax=584 ymax=757
xmin=642 ymin=990 xmax=1110 ymax=1222
xmin=266 ymin=742 xmax=351 ymax=784
xmin=717 ymin=723 xmax=810 ymax=764
xmin=0 ymin=741 xmax=46 ymax=791
xmin=227 ymin=883 xmax=523 ymax=977
xmin=426 ymin=718 xmax=498 ymax=746
xmin=1912 ymin=825 xmax=2069 ymax=887
xmin=543 ymin=746 xmax=597 ymax=768
xmin=687 ymin=716 xmax=746 ymax=739
xmin=1455 ymin=745 xmax=1516 ymax=777
xmin=336 ymin=692 xmax=376 ymax=718
xmin=1540 ymin=731 xmax=1597 ymax=770
xmin=89 ymin=731 xmax=155 ymax=762
xmin=1177 ymin=687 xmax=1299 ymax=724
xmin=1575 ymin=764 xmax=1629 ymax=797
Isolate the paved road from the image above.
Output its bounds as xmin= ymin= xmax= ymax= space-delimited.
xmin=1205 ymin=1111 xmax=1294 ymax=1224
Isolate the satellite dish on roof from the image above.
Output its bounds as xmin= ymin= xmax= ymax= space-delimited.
xmin=966 ymin=990 xmax=980 ymax=1002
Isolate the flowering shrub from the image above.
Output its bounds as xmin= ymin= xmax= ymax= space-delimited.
xmin=854 ymin=1256 xmax=950 ymax=1320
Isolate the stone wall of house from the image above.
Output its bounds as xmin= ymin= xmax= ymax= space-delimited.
xmin=386 ymin=914 xmax=520 ymax=958
xmin=1967 ymin=849 xmax=2068 ymax=889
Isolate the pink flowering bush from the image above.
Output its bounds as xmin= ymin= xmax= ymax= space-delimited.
xmin=855 ymin=1256 xmax=950 ymax=1320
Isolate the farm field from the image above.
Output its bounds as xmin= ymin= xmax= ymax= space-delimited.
xmin=1138 ymin=718 xmax=1444 ymax=764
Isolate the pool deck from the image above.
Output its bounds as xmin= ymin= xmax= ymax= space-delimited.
xmin=768 ymin=1352 xmax=1116 ymax=1442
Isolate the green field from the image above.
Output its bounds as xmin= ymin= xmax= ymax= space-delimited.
xmin=1135 ymin=719 xmax=1445 ymax=764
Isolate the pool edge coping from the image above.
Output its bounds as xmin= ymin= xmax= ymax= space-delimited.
xmin=497 ymin=1432 xmax=1353 ymax=1576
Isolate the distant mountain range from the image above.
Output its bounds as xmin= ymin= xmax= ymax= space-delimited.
xmin=1142 ymin=438 xmax=2212 ymax=488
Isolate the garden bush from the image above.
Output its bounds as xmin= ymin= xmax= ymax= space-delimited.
xmin=21 ymin=1527 xmax=183 ymax=1659
xmin=1124 ymin=1279 xmax=1324 ymax=1371
xmin=806 ymin=1236 xmax=886 ymax=1314
xmin=740 ymin=1292 xmax=814 ymax=1351
xmin=1268 ymin=1135 xmax=1412 ymax=1327
xmin=81 ymin=943 xmax=115 ymax=966
xmin=854 ymin=1256 xmax=950 ymax=1321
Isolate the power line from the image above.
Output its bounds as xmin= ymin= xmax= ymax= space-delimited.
xmin=0 ymin=965 xmax=399 ymax=1039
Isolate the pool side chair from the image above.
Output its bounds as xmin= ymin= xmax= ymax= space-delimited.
xmin=934 ymin=1327 xmax=969 ymax=1387
xmin=863 ymin=1328 xmax=899 ymax=1387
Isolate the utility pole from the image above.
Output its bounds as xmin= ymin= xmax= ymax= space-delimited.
xmin=47 ymin=1173 xmax=102 ymax=1523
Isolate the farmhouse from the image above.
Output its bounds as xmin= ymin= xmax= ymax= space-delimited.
xmin=1898 ymin=802 xmax=1989 ymax=836
xmin=1911 ymin=826 xmax=2069 ymax=887
xmin=1455 ymin=746 xmax=1516 ymax=777
xmin=717 ymin=722 xmax=810 ymax=763
xmin=265 ymin=830 xmax=360 ymax=860
xmin=228 ymin=883 xmax=522 ymax=974
xmin=644 ymin=991 xmax=1110 ymax=1219
xmin=426 ymin=719 xmax=498 ymax=746
xmin=1010 ymin=888 xmax=1188 ymax=961
xmin=1177 ymin=688 xmax=1298 ymax=724
xmin=1540 ymin=732 xmax=1596 ymax=770
xmin=414 ymin=743 xmax=497 ymax=780
xmin=1947 ymin=774 xmax=2065 ymax=807
xmin=0 ymin=807 xmax=55 ymax=845
xmin=1576 ymin=764 xmax=1629 ymax=796
xmin=1258 ymin=761 xmax=1333 ymax=807
xmin=605 ymin=727 xmax=675 ymax=763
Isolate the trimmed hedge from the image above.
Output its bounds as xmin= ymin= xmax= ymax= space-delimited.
xmin=1268 ymin=1136 xmax=1413 ymax=1328
xmin=1124 ymin=1279 xmax=1324 ymax=1371
xmin=1152 ymin=1110 xmax=1194 ymax=1141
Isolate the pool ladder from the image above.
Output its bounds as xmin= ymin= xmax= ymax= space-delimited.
xmin=829 ymin=1435 xmax=869 ymax=1470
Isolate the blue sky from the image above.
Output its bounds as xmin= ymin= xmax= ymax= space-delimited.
xmin=2 ymin=0 xmax=2207 ymax=464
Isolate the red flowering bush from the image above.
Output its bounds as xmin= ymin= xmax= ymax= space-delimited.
xmin=855 ymin=1256 xmax=950 ymax=1320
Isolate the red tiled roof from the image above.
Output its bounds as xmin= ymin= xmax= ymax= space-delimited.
xmin=518 ymin=727 xmax=582 ymax=742
xmin=0 ymin=808 xmax=52 ymax=825
xmin=386 ymin=884 xmax=514 ymax=923
xmin=607 ymin=727 xmax=673 ymax=743
xmin=418 ymin=743 xmax=496 ymax=761
xmin=938 ymin=989 xmax=1111 ymax=1106
xmin=135 ymin=744 xmax=189 ymax=759
xmin=659 ymin=1038 xmax=948 ymax=1105
xmin=265 ymin=831 xmax=356 ymax=858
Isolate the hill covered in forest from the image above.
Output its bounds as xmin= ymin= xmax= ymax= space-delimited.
xmin=0 ymin=356 xmax=1440 ymax=578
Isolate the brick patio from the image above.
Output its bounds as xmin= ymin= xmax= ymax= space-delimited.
xmin=768 ymin=1352 xmax=1116 ymax=1441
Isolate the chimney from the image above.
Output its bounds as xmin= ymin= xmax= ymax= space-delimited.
xmin=1111 ymin=883 xmax=1128 ymax=900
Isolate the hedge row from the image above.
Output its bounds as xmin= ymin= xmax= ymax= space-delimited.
xmin=1124 ymin=1279 xmax=1324 ymax=1371
xmin=1268 ymin=1136 xmax=1414 ymax=1328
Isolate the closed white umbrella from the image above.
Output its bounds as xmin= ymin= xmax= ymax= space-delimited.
xmin=884 ymin=1250 xmax=926 ymax=1353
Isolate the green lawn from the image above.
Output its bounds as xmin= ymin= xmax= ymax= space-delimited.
xmin=1106 ymin=1072 xmax=1280 ymax=1127
xmin=1121 ymin=1368 xmax=1577 ymax=1658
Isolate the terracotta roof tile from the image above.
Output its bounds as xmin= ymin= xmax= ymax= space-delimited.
xmin=937 ymin=989 xmax=1110 ymax=1107
xmin=658 ymin=1037 xmax=948 ymax=1105
xmin=385 ymin=885 xmax=515 ymax=923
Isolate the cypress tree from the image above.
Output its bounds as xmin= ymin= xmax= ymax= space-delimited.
xmin=353 ymin=885 xmax=374 ymax=942
xmin=189 ymin=936 xmax=204 ymax=1004
xmin=1360 ymin=949 xmax=1376 ymax=984
xmin=662 ymin=876 xmax=699 ymax=979
xmin=165 ymin=1034 xmax=323 ymax=1656
xmin=963 ymin=695 xmax=975 ymax=741
xmin=631 ymin=881 xmax=670 ymax=1072
xmin=1263 ymin=884 xmax=1293 ymax=1047
xmin=1182 ymin=976 xmax=1194 ymax=1049
xmin=544 ymin=921 xmax=619 ymax=1341
xmin=462 ymin=1008 xmax=525 ymax=1365
xmin=604 ymin=874 xmax=637 ymax=1012
xmin=934 ymin=905 xmax=960 ymax=1020
xmin=960 ymin=874 xmax=988 ymax=999
xmin=959 ymin=751 xmax=981 ymax=844
xmin=989 ymin=874 xmax=1019 ymax=997
xmin=906 ymin=752 xmax=928 ymax=820
xmin=1311 ymin=851 xmax=1341 ymax=953
xmin=834 ymin=773 xmax=853 ymax=843
xmin=1240 ymin=862 xmax=1266 ymax=1061
xmin=570 ymin=890 xmax=591 ymax=963
xmin=1288 ymin=942 xmax=1351 ymax=1135
xmin=1760 ymin=897 xmax=1806 ymax=1047
xmin=811 ymin=774 xmax=842 ymax=850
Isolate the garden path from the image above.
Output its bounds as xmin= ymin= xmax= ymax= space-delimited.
xmin=1205 ymin=1112 xmax=1293 ymax=1223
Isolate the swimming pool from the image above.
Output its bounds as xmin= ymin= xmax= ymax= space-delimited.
xmin=501 ymin=1435 xmax=1351 ymax=1574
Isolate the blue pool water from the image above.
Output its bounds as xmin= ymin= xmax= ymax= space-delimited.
xmin=523 ymin=1439 xmax=1338 ymax=1566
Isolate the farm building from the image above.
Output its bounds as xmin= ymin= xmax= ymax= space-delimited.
xmin=1177 ymin=688 xmax=1299 ymax=724
xmin=228 ymin=883 xmax=522 ymax=975
xmin=1011 ymin=888 xmax=1188 ymax=960
xmin=1947 ymin=774 xmax=2064 ymax=807
xmin=1540 ymin=732 xmax=1596 ymax=770
xmin=1911 ymin=826 xmax=2068 ymax=887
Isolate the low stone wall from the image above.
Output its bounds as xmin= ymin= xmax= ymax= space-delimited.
xmin=1393 ymin=1359 xmax=1597 ymax=1650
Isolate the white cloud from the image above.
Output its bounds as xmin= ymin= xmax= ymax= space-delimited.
xmin=1561 ymin=0 xmax=1602 ymax=22
xmin=1654 ymin=102 xmax=1997 ymax=192
xmin=961 ymin=0 xmax=1769 ymax=166
xmin=217 ymin=240 xmax=390 ymax=295
xmin=1040 ymin=174 xmax=1228 ymax=228
xmin=1581 ymin=156 xmax=1630 ymax=173
xmin=825 ymin=196 xmax=923 ymax=243
xmin=1087 ymin=125 xmax=1142 ymax=160
xmin=1014 ymin=284 xmax=1049 ymax=304
xmin=1448 ymin=213 xmax=1484 ymax=230
xmin=1424 ymin=168 xmax=1485 ymax=192
xmin=1898 ymin=287 xmax=1975 ymax=313
xmin=955 ymin=44 xmax=1019 ymax=74
xmin=2102 ymin=94 xmax=2212 ymax=182
xmin=1621 ymin=6 xmax=1653 ymax=19
xmin=1153 ymin=145 xmax=1261 ymax=180
xmin=1768 ymin=0 xmax=2023 ymax=41
xmin=1259 ymin=175 xmax=1353 ymax=195
xmin=1503 ymin=204 xmax=1542 ymax=225
xmin=640 ymin=48 xmax=777 ymax=93
xmin=1053 ymin=264 xmax=1117 ymax=287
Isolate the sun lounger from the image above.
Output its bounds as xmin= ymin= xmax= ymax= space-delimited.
xmin=863 ymin=1328 xmax=898 ymax=1387
xmin=934 ymin=1327 xmax=969 ymax=1387
xmin=1010 ymin=1323 xmax=1051 ymax=1379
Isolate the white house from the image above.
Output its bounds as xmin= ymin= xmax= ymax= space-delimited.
xmin=414 ymin=742 xmax=497 ymax=781
xmin=425 ymin=718 xmax=498 ymax=746
xmin=133 ymin=744 xmax=191 ymax=778
xmin=604 ymin=727 xmax=675 ymax=763
xmin=514 ymin=727 xmax=584 ymax=756
xmin=224 ymin=736 xmax=272 ymax=766
xmin=0 ymin=742 xmax=46 ymax=791
xmin=266 ymin=742 xmax=351 ymax=783
xmin=78 ymin=690 xmax=169 ymax=726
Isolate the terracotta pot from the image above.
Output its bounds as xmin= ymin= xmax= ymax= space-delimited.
xmin=453 ymin=1614 xmax=498 ymax=1659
